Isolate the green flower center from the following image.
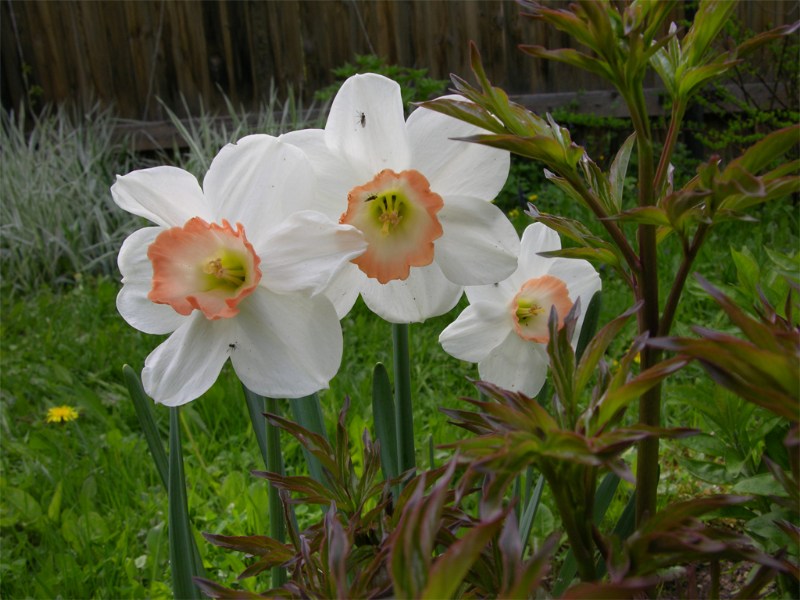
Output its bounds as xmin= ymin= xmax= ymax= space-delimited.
xmin=368 ymin=190 xmax=409 ymax=236
xmin=202 ymin=249 xmax=249 ymax=291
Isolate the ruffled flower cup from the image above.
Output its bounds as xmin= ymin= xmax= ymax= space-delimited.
xmin=439 ymin=223 xmax=601 ymax=396
xmin=281 ymin=73 xmax=519 ymax=323
xmin=112 ymin=135 xmax=366 ymax=405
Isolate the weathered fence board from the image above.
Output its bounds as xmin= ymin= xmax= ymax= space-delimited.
xmin=2 ymin=1 xmax=797 ymax=120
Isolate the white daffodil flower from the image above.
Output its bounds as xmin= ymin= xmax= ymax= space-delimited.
xmin=281 ymin=73 xmax=519 ymax=323
xmin=439 ymin=223 xmax=601 ymax=397
xmin=112 ymin=135 xmax=366 ymax=406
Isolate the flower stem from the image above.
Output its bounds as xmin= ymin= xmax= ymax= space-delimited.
xmin=625 ymin=86 xmax=662 ymax=527
xmin=168 ymin=407 xmax=201 ymax=599
xmin=265 ymin=397 xmax=287 ymax=588
xmin=392 ymin=322 xmax=415 ymax=475
xmin=243 ymin=387 xmax=287 ymax=587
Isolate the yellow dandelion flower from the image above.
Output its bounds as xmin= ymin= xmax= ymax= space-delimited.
xmin=46 ymin=405 xmax=79 ymax=424
xmin=508 ymin=208 xmax=520 ymax=219
xmin=528 ymin=193 xmax=538 ymax=201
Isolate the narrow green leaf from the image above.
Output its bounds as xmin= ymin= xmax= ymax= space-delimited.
xmin=47 ymin=481 xmax=63 ymax=523
xmin=726 ymin=124 xmax=800 ymax=176
xmin=264 ymin=397 xmax=287 ymax=588
xmin=537 ymin=247 xmax=621 ymax=268
xmin=606 ymin=206 xmax=671 ymax=226
xmin=575 ymin=292 xmax=602 ymax=363
xmin=242 ymin=386 xmax=269 ymax=469
xmin=597 ymin=357 xmax=690 ymax=429
xmin=123 ymin=364 xmax=168 ymax=489
xmin=372 ymin=362 xmax=399 ymax=483
xmin=519 ymin=474 xmax=545 ymax=556
xmin=168 ymin=408 xmax=200 ymax=600
xmin=520 ymin=46 xmax=614 ymax=82
xmin=392 ymin=323 xmax=416 ymax=475
xmin=289 ymin=393 xmax=328 ymax=485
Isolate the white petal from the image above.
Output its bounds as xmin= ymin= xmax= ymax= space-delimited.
xmin=518 ymin=223 xmax=562 ymax=278
xmin=230 ymin=288 xmax=343 ymax=398
xmin=439 ymin=301 xmax=513 ymax=363
xmin=322 ymin=263 xmax=367 ymax=319
xmin=117 ymin=227 xmax=185 ymax=334
xmin=203 ymin=135 xmax=314 ymax=241
xmin=478 ymin=332 xmax=550 ymax=397
xmin=325 ymin=74 xmax=411 ymax=178
xmin=111 ymin=166 xmax=211 ymax=228
xmin=360 ymin=262 xmax=463 ymax=323
xmin=279 ymin=129 xmax=355 ymax=220
xmin=259 ymin=211 xmax=367 ymax=296
xmin=435 ymin=196 xmax=519 ymax=285
xmin=465 ymin=280 xmax=516 ymax=307
xmin=407 ymin=100 xmax=510 ymax=200
xmin=142 ymin=313 xmax=233 ymax=406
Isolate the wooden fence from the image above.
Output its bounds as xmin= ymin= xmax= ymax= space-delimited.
xmin=2 ymin=1 xmax=796 ymax=122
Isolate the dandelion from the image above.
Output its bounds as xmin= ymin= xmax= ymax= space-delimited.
xmin=112 ymin=135 xmax=366 ymax=405
xmin=281 ymin=74 xmax=519 ymax=323
xmin=46 ymin=405 xmax=79 ymax=424
xmin=439 ymin=223 xmax=601 ymax=396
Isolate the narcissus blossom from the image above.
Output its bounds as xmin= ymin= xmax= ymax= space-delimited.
xmin=281 ymin=73 xmax=519 ymax=323
xmin=439 ymin=223 xmax=601 ymax=396
xmin=112 ymin=135 xmax=366 ymax=406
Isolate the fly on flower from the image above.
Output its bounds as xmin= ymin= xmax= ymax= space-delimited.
xmin=281 ymin=74 xmax=520 ymax=323
xmin=439 ymin=223 xmax=601 ymax=397
xmin=112 ymin=135 xmax=367 ymax=406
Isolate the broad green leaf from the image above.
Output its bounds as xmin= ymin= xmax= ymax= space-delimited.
xmin=1 ymin=487 xmax=42 ymax=527
xmin=47 ymin=480 xmax=63 ymax=523
xmin=732 ymin=473 xmax=790 ymax=497
xmin=372 ymin=362 xmax=399 ymax=484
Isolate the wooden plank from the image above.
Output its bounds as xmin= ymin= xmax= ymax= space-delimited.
xmin=4 ymin=0 xmax=798 ymax=119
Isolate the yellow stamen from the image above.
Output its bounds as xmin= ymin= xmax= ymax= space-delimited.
xmin=516 ymin=299 xmax=545 ymax=324
xmin=203 ymin=257 xmax=246 ymax=286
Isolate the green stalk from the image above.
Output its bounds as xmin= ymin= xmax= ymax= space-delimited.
xmin=392 ymin=322 xmax=415 ymax=475
xmin=123 ymin=366 xmax=205 ymax=580
xmin=626 ymin=86 xmax=662 ymax=527
xmin=653 ymin=100 xmax=687 ymax=195
xmin=168 ymin=408 xmax=200 ymax=600
xmin=265 ymin=397 xmax=287 ymax=588
xmin=243 ymin=388 xmax=287 ymax=588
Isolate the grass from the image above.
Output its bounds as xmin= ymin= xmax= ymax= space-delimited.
xmin=1 ymin=98 xmax=798 ymax=597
